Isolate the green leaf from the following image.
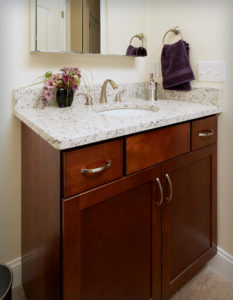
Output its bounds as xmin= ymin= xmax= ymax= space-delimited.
xmin=44 ymin=71 xmax=52 ymax=79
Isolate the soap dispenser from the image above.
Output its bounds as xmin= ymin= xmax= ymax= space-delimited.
xmin=148 ymin=73 xmax=157 ymax=102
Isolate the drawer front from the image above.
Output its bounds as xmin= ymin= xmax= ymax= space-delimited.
xmin=63 ymin=139 xmax=123 ymax=197
xmin=192 ymin=116 xmax=217 ymax=151
xmin=126 ymin=123 xmax=190 ymax=175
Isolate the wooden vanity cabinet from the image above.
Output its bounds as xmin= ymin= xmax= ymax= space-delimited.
xmin=21 ymin=115 xmax=217 ymax=300
xmin=63 ymin=166 xmax=162 ymax=300
xmin=161 ymin=145 xmax=217 ymax=300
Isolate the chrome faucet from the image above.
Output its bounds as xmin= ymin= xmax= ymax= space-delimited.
xmin=99 ymin=79 xmax=118 ymax=103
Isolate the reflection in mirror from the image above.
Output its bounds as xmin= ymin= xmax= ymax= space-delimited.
xmin=70 ymin=0 xmax=83 ymax=52
xmin=36 ymin=0 xmax=100 ymax=53
xmin=37 ymin=0 xmax=83 ymax=52
xmin=83 ymin=0 xmax=100 ymax=53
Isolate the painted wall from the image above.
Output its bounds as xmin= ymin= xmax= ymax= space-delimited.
xmin=0 ymin=0 xmax=232 ymax=265
xmin=105 ymin=0 xmax=147 ymax=55
xmin=146 ymin=0 xmax=233 ymax=256
xmin=0 ymin=0 xmax=148 ymax=263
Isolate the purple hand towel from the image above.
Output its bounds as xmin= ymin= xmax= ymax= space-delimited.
xmin=161 ymin=40 xmax=195 ymax=91
xmin=126 ymin=45 xmax=137 ymax=56
xmin=136 ymin=47 xmax=147 ymax=56
xmin=126 ymin=45 xmax=147 ymax=57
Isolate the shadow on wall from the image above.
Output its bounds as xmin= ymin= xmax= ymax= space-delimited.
xmin=26 ymin=52 xmax=147 ymax=85
xmin=27 ymin=52 xmax=138 ymax=71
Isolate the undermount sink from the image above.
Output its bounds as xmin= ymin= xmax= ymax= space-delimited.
xmin=100 ymin=108 xmax=157 ymax=117
xmin=99 ymin=106 xmax=159 ymax=117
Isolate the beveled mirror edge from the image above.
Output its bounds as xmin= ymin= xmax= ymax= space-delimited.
xmin=30 ymin=0 xmax=37 ymax=52
xmin=30 ymin=49 xmax=134 ymax=58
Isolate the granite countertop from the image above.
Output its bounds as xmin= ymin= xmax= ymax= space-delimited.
xmin=13 ymin=83 xmax=222 ymax=150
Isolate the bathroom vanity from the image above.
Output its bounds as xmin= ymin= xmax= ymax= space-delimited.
xmin=15 ymin=88 xmax=220 ymax=300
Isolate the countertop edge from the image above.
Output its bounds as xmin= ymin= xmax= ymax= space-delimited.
xmin=14 ymin=105 xmax=221 ymax=151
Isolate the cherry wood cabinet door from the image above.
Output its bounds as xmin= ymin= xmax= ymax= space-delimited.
xmin=161 ymin=145 xmax=217 ymax=300
xmin=63 ymin=166 xmax=162 ymax=300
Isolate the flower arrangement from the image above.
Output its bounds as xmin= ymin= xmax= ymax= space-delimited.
xmin=39 ymin=67 xmax=81 ymax=108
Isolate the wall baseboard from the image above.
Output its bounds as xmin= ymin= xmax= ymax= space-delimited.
xmin=207 ymin=247 xmax=233 ymax=285
xmin=217 ymin=247 xmax=233 ymax=265
xmin=7 ymin=247 xmax=233 ymax=289
xmin=7 ymin=257 xmax=22 ymax=289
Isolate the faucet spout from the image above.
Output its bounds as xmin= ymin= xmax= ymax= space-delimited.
xmin=100 ymin=79 xmax=118 ymax=103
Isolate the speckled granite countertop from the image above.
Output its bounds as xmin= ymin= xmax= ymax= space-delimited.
xmin=14 ymin=83 xmax=222 ymax=150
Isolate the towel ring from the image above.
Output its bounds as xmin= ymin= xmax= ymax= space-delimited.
xmin=163 ymin=26 xmax=183 ymax=45
xmin=129 ymin=33 xmax=144 ymax=47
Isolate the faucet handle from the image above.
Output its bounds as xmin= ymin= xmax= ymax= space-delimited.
xmin=77 ymin=93 xmax=93 ymax=105
xmin=115 ymin=89 xmax=126 ymax=102
xmin=85 ymin=95 xmax=93 ymax=106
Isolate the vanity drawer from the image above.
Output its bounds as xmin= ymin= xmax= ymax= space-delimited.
xmin=126 ymin=123 xmax=190 ymax=175
xmin=63 ymin=139 xmax=123 ymax=198
xmin=192 ymin=116 xmax=217 ymax=150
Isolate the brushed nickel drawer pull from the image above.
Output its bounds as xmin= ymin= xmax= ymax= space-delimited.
xmin=156 ymin=178 xmax=164 ymax=207
xmin=165 ymin=174 xmax=173 ymax=202
xmin=199 ymin=129 xmax=214 ymax=137
xmin=81 ymin=160 xmax=112 ymax=174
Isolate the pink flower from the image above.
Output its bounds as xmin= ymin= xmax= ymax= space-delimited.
xmin=44 ymin=79 xmax=54 ymax=90
xmin=60 ymin=67 xmax=70 ymax=74
xmin=45 ymin=90 xmax=52 ymax=99
xmin=62 ymin=74 xmax=68 ymax=83
xmin=42 ymin=87 xmax=52 ymax=103
xmin=60 ymin=67 xmax=81 ymax=77
xmin=72 ymin=84 xmax=78 ymax=90
xmin=70 ymin=67 xmax=81 ymax=77
xmin=52 ymin=74 xmax=60 ymax=81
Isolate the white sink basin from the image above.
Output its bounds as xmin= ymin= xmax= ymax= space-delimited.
xmin=99 ymin=108 xmax=159 ymax=117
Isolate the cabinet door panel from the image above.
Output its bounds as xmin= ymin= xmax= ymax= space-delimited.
xmin=81 ymin=183 xmax=151 ymax=300
xmin=162 ymin=145 xmax=217 ymax=300
xmin=63 ymin=166 xmax=162 ymax=300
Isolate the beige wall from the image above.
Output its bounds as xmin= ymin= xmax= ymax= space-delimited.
xmin=146 ymin=0 xmax=233 ymax=256
xmin=0 ymin=0 xmax=148 ymax=263
xmin=0 ymin=0 xmax=232 ymax=264
xmin=105 ymin=0 xmax=147 ymax=55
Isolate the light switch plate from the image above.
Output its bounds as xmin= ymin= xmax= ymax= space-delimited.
xmin=198 ymin=61 xmax=226 ymax=82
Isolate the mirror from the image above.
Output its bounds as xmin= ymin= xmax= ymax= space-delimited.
xmin=30 ymin=0 xmax=147 ymax=55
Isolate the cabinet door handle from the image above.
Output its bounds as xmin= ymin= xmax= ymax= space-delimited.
xmin=156 ymin=178 xmax=164 ymax=207
xmin=165 ymin=174 xmax=173 ymax=202
xmin=198 ymin=129 xmax=214 ymax=137
xmin=81 ymin=160 xmax=112 ymax=174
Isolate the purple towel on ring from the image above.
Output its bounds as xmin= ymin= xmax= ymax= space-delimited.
xmin=161 ymin=40 xmax=195 ymax=91
xmin=126 ymin=45 xmax=147 ymax=57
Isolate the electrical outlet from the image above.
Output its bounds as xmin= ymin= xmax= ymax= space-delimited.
xmin=198 ymin=61 xmax=226 ymax=82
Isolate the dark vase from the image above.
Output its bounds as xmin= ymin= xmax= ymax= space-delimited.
xmin=56 ymin=88 xmax=74 ymax=108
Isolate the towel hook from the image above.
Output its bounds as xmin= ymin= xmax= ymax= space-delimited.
xmin=163 ymin=26 xmax=183 ymax=45
xmin=129 ymin=33 xmax=144 ymax=47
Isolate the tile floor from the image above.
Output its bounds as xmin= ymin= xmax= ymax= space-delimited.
xmin=13 ymin=266 xmax=233 ymax=300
